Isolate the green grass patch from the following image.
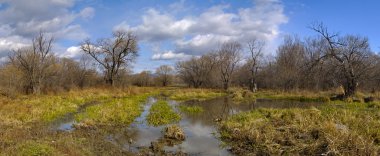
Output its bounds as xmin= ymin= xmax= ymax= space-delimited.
xmin=254 ymin=90 xmax=330 ymax=102
xmin=17 ymin=141 xmax=55 ymax=156
xmin=75 ymin=94 xmax=151 ymax=126
xmin=219 ymin=103 xmax=380 ymax=155
xmin=0 ymin=88 xmax=159 ymax=126
xmin=147 ymin=100 xmax=181 ymax=126
xmin=178 ymin=105 xmax=204 ymax=114
xmin=169 ymin=88 xmax=226 ymax=101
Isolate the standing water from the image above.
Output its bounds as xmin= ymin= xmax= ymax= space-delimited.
xmin=123 ymin=97 xmax=322 ymax=155
xmin=51 ymin=96 xmax=322 ymax=155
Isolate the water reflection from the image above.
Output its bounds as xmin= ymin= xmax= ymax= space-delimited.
xmin=50 ymin=101 xmax=100 ymax=131
xmin=125 ymin=97 xmax=322 ymax=155
xmin=52 ymin=96 xmax=323 ymax=155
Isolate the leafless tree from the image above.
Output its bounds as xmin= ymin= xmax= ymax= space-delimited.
xmin=176 ymin=53 xmax=217 ymax=88
xmin=310 ymin=23 xmax=377 ymax=98
xmin=9 ymin=32 xmax=55 ymax=94
xmin=81 ymin=30 xmax=138 ymax=86
xmin=217 ymin=42 xmax=242 ymax=90
xmin=246 ymin=39 xmax=265 ymax=92
xmin=275 ymin=36 xmax=307 ymax=90
xmin=132 ymin=71 xmax=153 ymax=87
xmin=156 ymin=65 xmax=173 ymax=87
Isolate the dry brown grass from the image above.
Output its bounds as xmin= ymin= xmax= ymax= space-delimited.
xmin=0 ymin=87 xmax=159 ymax=155
xmin=219 ymin=103 xmax=380 ymax=155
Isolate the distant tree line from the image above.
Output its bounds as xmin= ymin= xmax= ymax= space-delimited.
xmin=0 ymin=23 xmax=379 ymax=98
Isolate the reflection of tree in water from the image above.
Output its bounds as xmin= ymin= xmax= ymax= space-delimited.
xmin=219 ymin=97 xmax=232 ymax=120
xmin=91 ymin=126 xmax=139 ymax=152
xmin=180 ymin=97 xmax=255 ymax=125
xmin=219 ymin=97 xmax=256 ymax=120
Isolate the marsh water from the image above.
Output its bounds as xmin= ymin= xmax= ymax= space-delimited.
xmin=52 ymin=96 xmax=322 ymax=155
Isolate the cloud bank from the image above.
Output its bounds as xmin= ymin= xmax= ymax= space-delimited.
xmin=115 ymin=0 xmax=288 ymax=60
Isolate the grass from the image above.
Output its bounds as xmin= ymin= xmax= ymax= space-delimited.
xmin=147 ymin=100 xmax=181 ymax=126
xmin=254 ymin=90 xmax=331 ymax=102
xmin=0 ymin=87 xmax=157 ymax=126
xmin=17 ymin=141 xmax=55 ymax=156
xmin=219 ymin=102 xmax=380 ymax=155
xmin=75 ymin=93 xmax=151 ymax=127
xmin=227 ymin=88 xmax=256 ymax=102
xmin=168 ymin=88 xmax=226 ymax=101
xmin=0 ymin=87 xmax=158 ymax=155
xmin=5 ymin=87 xmax=376 ymax=155
xmin=178 ymin=105 xmax=204 ymax=114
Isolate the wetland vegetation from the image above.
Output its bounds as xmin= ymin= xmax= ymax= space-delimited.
xmin=0 ymin=6 xmax=380 ymax=155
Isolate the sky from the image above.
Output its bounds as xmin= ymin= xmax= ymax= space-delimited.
xmin=0 ymin=0 xmax=379 ymax=73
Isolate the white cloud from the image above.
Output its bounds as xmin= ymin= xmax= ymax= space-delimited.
xmin=151 ymin=51 xmax=191 ymax=60
xmin=0 ymin=56 xmax=8 ymax=63
xmin=116 ymin=8 xmax=195 ymax=42
xmin=79 ymin=7 xmax=95 ymax=19
xmin=0 ymin=36 xmax=30 ymax=56
xmin=60 ymin=46 xmax=82 ymax=58
xmin=0 ymin=0 xmax=93 ymax=61
xmin=116 ymin=0 xmax=288 ymax=60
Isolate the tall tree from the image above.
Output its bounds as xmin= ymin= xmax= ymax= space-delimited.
xmin=9 ymin=32 xmax=55 ymax=94
xmin=81 ymin=30 xmax=138 ymax=86
xmin=310 ymin=23 xmax=377 ymax=98
xmin=156 ymin=65 xmax=173 ymax=87
xmin=176 ymin=54 xmax=217 ymax=88
xmin=246 ymin=39 xmax=265 ymax=92
xmin=275 ymin=36 xmax=306 ymax=90
xmin=217 ymin=42 xmax=242 ymax=90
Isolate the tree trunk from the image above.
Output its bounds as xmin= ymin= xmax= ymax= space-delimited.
xmin=343 ymin=79 xmax=357 ymax=98
xmin=106 ymin=78 xmax=114 ymax=86
xmin=249 ymin=77 xmax=257 ymax=92
xmin=223 ymin=81 xmax=229 ymax=90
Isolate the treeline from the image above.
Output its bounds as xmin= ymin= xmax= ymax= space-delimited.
xmin=0 ymin=23 xmax=379 ymax=98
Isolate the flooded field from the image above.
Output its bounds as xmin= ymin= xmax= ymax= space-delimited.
xmin=51 ymin=96 xmax=323 ymax=155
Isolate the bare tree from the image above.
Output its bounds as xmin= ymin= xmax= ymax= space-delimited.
xmin=246 ymin=39 xmax=265 ymax=92
xmin=217 ymin=42 xmax=242 ymax=90
xmin=156 ymin=65 xmax=173 ymax=87
xmin=176 ymin=53 xmax=217 ymax=88
xmin=310 ymin=23 xmax=377 ymax=98
xmin=9 ymin=32 xmax=55 ymax=94
xmin=275 ymin=36 xmax=307 ymax=90
xmin=81 ymin=30 xmax=138 ymax=86
xmin=132 ymin=71 xmax=153 ymax=87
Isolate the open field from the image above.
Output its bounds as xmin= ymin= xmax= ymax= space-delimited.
xmin=0 ymin=87 xmax=225 ymax=155
xmin=1 ymin=87 xmax=380 ymax=155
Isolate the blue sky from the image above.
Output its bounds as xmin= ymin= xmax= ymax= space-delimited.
xmin=0 ymin=0 xmax=379 ymax=73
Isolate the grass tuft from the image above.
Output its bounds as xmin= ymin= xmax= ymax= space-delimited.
xmin=178 ymin=105 xmax=204 ymax=114
xmin=219 ymin=104 xmax=380 ymax=155
xmin=147 ymin=100 xmax=181 ymax=126
xmin=17 ymin=141 xmax=55 ymax=156
xmin=168 ymin=88 xmax=226 ymax=101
